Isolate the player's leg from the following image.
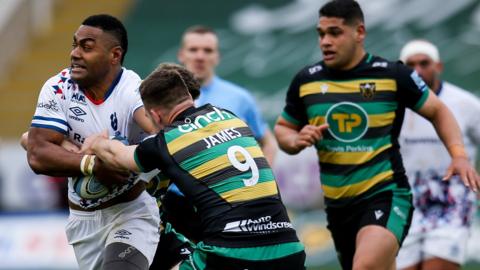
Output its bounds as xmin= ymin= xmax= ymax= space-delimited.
xmin=419 ymin=226 xmax=469 ymax=270
xmin=420 ymin=258 xmax=459 ymax=270
xmin=353 ymin=188 xmax=414 ymax=270
xmin=396 ymin=211 xmax=424 ymax=270
xmin=65 ymin=209 xmax=107 ymax=270
xmin=178 ymin=244 xmax=306 ymax=270
xmin=105 ymin=191 xmax=161 ymax=268
xmin=325 ymin=206 xmax=358 ymax=270
xmin=102 ymin=242 xmax=149 ymax=270
xmin=150 ymin=223 xmax=194 ymax=270
xmin=353 ymin=225 xmax=398 ymax=270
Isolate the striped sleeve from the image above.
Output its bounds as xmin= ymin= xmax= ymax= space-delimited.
xmin=31 ymin=79 xmax=68 ymax=134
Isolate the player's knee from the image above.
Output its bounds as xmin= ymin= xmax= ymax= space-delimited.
xmin=102 ymin=242 xmax=149 ymax=270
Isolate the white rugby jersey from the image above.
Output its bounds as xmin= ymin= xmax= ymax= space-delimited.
xmin=31 ymin=67 xmax=148 ymax=209
xmin=400 ymin=82 xmax=480 ymax=227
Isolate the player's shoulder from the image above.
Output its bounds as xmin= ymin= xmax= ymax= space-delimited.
xmin=43 ymin=68 xmax=73 ymax=86
xmin=362 ymin=55 xmax=404 ymax=75
xmin=40 ymin=68 xmax=79 ymax=99
xmin=115 ymin=67 xmax=142 ymax=96
xmin=118 ymin=68 xmax=142 ymax=88
xmin=121 ymin=67 xmax=142 ymax=82
xmin=293 ymin=61 xmax=325 ymax=81
xmin=214 ymin=76 xmax=255 ymax=101
xmin=443 ymin=81 xmax=480 ymax=107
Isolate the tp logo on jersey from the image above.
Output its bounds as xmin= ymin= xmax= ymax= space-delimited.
xmin=326 ymin=102 xmax=368 ymax=142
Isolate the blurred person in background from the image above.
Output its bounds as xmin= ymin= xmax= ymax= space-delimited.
xmin=396 ymin=39 xmax=480 ymax=270
xmin=24 ymin=14 xmax=160 ymax=270
xmin=178 ymin=25 xmax=277 ymax=165
xmin=273 ymin=1 xmax=480 ymax=269
xmin=84 ymin=63 xmax=306 ymax=270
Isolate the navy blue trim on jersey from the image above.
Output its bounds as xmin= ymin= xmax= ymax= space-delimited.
xmin=31 ymin=123 xmax=68 ymax=134
xmin=103 ymin=68 xmax=124 ymax=101
xmin=32 ymin=115 xmax=68 ymax=126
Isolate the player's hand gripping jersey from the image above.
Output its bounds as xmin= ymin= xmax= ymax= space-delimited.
xmin=31 ymin=68 xmax=148 ymax=209
xmin=135 ymin=104 xmax=300 ymax=248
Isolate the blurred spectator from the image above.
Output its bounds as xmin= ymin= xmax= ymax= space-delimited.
xmin=397 ymin=39 xmax=480 ymax=270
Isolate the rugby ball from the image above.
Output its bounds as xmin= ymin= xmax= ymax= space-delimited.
xmin=73 ymin=174 xmax=109 ymax=200
xmin=73 ymin=135 xmax=129 ymax=200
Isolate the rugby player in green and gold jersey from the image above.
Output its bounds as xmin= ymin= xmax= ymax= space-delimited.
xmin=274 ymin=1 xmax=480 ymax=270
xmin=82 ymin=63 xmax=306 ymax=270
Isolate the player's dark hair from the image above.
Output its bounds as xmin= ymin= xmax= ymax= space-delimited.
xmin=319 ymin=0 xmax=364 ymax=25
xmin=140 ymin=63 xmax=201 ymax=109
xmin=82 ymin=14 xmax=128 ymax=64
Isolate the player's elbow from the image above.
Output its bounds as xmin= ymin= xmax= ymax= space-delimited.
xmin=27 ymin=148 xmax=48 ymax=174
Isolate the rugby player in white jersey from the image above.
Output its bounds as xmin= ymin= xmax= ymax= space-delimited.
xmin=24 ymin=14 xmax=160 ymax=270
xmin=397 ymin=39 xmax=480 ymax=270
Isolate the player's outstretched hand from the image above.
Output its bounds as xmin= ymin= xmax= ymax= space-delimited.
xmin=93 ymin=157 xmax=130 ymax=188
xmin=293 ymin=124 xmax=329 ymax=152
xmin=443 ymin=156 xmax=480 ymax=192
xmin=80 ymin=130 xmax=109 ymax=154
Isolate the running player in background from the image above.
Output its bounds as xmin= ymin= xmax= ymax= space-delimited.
xmin=396 ymin=39 xmax=480 ymax=270
xmin=25 ymin=14 xmax=159 ymax=270
xmin=273 ymin=1 xmax=480 ymax=269
xmin=84 ymin=63 xmax=306 ymax=270
xmin=177 ymin=25 xmax=277 ymax=165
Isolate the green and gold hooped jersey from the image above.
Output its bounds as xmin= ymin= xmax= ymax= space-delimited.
xmin=282 ymin=54 xmax=430 ymax=207
xmin=135 ymin=104 xmax=299 ymax=247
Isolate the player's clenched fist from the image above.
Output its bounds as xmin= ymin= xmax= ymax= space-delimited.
xmin=293 ymin=124 xmax=329 ymax=152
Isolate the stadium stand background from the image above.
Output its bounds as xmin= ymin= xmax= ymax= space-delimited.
xmin=0 ymin=0 xmax=479 ymax=269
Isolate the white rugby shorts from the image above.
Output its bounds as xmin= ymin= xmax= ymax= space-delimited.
xmin=65 ymin=191 xmax=160 ymax=270
xmin=397 ymin=224 xmax=470 ymax=268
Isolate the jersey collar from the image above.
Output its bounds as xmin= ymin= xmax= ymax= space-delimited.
xmin=83 ymin=68 xmax=124 ymax=105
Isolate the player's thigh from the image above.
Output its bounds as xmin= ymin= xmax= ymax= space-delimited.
xmin=354 ymin=190 xmax=413 ymax=270
xmin=421 ymin=257 xmax=460 ymax=270
xmin=102 ymin=242 xmax=149 ymax=270
xmin=150 ymin=227 xmax=193 ymax=270
xmin=179 ymin=248 xmax=306 ymax=270
xmin=326 ymin=207 xmax=358 ymax=270
xmin=396 ymin=228 xmax=423 ymax=269
xmin=105 ymin=191 xmax=161 ymax=266
xmin=423 ymin=226 xmax=469 ymax=267
xmin=65 ymin=209 xmax=107 ymax=270
xmin=353 ymin=225 xmax=398 ymax=270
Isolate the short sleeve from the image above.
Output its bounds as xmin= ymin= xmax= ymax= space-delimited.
xmin=124 ymin=71 xmax=144 ymax=118
xmin=467 ymin=94 xmax=480 ymax=144
xmin=395 ymin=63 xmax=430 ymax=111
xmin=243 ymin=94 xmax=267 ymax=140
xmin=134 ymin=134 xmax=162 ymax=172
xmin=281 ymin=71 xmax=308 ymax=127
xmin=31 ymin=80 xmax=69 ymax=135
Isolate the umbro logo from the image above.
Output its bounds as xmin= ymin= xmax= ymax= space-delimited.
xmin=69 ymin=106 xmax=86 ymax=117
xmin=374 ymin=210 xmax=384 ymax=220
xmin=114 ymin=229 xmax=132 ymax=239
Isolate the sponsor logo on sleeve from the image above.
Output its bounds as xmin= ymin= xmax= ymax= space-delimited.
xmin=410 ymin=71 xmax=428 ymax=92
xmin=308 ymin=65 xmax=323 ymax=74
xmin=37 ymin=100 xmax=59 ymax=111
